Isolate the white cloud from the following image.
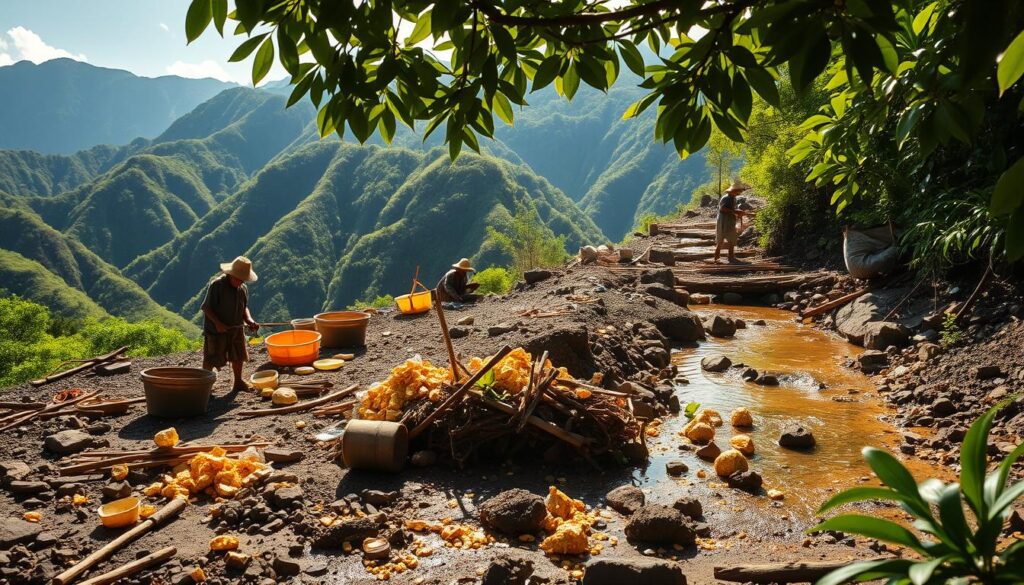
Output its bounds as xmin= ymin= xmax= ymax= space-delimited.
xmin=0 ymin=53 xmax=12 ymax=67
xmin=159 ymin=23 xmax=170 ymax=33
xmin=6 ymin=26 xmax=87 ymax=64
xmin=166 ymin=59 xmax=236 ymax=82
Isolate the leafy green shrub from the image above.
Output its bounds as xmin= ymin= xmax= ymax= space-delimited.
xmin=813 ymin=401 xmax=1024 ymax=585
xmin=0 ymin=296 xmax=200 ymax=389
xmin=474 ymin=266 xmax=514 ymax=295
xmin=488 ymin=201 xmax=569 ymax=275
xmin=940 ymin=312 xmax=965 ymax=348
xmin=348 ymin=295 xmax=396 ymax=310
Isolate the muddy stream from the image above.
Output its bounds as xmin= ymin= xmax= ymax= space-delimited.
xmin=638 ymin=305 xmax=934 ymax=526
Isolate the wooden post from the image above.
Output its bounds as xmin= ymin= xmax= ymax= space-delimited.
xmin=433 ymin=288 xmax=464 ymax=381
xmin=77 ymin=546 xmax=176 ymax=585
xmin=53 ymin=498 xmax=186 ymax=585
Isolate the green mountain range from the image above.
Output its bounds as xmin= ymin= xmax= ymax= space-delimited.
xmin=0 ymin=59 xmax=234 ymax=154
xmin=0 ymin=59 xmax=707 ymax=331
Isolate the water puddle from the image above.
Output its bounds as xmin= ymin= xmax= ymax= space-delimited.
xmin=637 ymin=305 xmax=936 ymax=521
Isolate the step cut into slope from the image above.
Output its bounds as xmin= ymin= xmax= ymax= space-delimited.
xmin=0 ymin=59 xmax=234 ymax=154
xmin=0 ymin=207 xmax=198 ymax=334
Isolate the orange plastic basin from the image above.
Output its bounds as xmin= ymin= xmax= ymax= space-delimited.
xmin=98 ymin=496 xmax=140 ymax=528
xmin=395 ymin=290 xmax=432 ymax=315
xmin=265 ymin=330 xmax=321 ymax=366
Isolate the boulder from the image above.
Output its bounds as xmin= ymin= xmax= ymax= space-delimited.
xmin=523 ymin=325 xmax=594 ymax=376
xmin=478 ymin=489 xmax=547 ymax=535
xmin=44 ymin=430 xmax=101 ymax=455
xmin=580 ymin=246 xmax=599 ymax=264
xmin=624 ymin=505 xmax=696 ymax=545
xmin=0 ymin=461 xmax=32 ymax=483
xmin=488 ymin=323 xmax=516 ymax=336
xmin=721 ymin=292 xmax=744 ymax=305
xmin=652 ymin=313 xmax=706 ymax=342
xmin=701 ymin=355 xmax=732 ymax=372
xmin=647 ymin=248 xmax=676 ymax=266
xmin=606 ymin=485 xmax=645 ymax=515
xmin=0 ymin=518 xmax=41 ymax=547
xmin=523 ymin=269 xmax=553 ymax=284
xmin=665 ymin=461 xmax=688 ymax=476
xmin=481 ymin=553 xmax=533 ymax=585
xmin=643 ymin=284 xmax=688 ymax=307
xmin=695 ymin=442 xmax=722 ymax=461
xmin=857 ymin=350 xmax=889 ymax=373
xmin=639 ymin=269 xmax=676 ymax=288
xmin=918 ymin=343 xmax=942 ymax=361
xmin=448 ymin=326 xmax=469 ymax=339
xmin=727 ymin=470 xmax=763 ymax=493
xmin=754 ymin=373 xmax=779 ymax=386
xmin=779 ymin=425 xmax=816 ymax=450
xmin=671 ymin=497 xmax=703 ymax=519
xmin=930 ymin=398 xmax=957 ymax=417
xmin=703 ymin=315 xmax=736 ymax=338
xmin=582 ymin=558 xmax=687 ymax=585
xmin=863 ymin=322 xmax=911 ymax=350
xmin=643 ymin=347 xmax=670 ymax=369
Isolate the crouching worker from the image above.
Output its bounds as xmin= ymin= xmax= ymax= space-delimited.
xmin=201 ymin=256 xmax=259 ymax=392
xmin=436 ymin=258 xmax=480 ymax=304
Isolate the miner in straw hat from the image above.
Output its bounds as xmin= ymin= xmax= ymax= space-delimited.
xmin=200 ymin=256 xmax=260 ymax=392
xmin=714 ymin=181 xmax=751 ymax=264
xmin=436 ymin=257 xmax=480 ymax=303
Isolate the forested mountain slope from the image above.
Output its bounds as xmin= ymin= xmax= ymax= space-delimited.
xmin=127 ymin=142 xmax=602 ymax=322
xmin=0 ymin=59 xmax=233 ymax=154
xmin=0 ymin=206 xmax=198 ymax=333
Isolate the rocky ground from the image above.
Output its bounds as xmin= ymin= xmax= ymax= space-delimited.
xmin=1 ymin=204 xmax=1021 ymax=585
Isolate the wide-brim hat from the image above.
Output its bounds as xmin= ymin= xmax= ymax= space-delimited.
xmin=452 ymin=258 xmax=475 ymax=272
xmin=726 ymin=182 xmax=751 ymax=194
xmin=220 ymin=256 xmax=258 ymax=282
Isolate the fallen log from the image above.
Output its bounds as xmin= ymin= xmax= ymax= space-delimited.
xmin=235 ymin=384 xmax=360 ymax=417
xmin=801 ymin=287 xmax=870 ymax=318
xmin=468 ymin=389 xmax=589 ymax=449
xmin=53 ymin=498 xmax=186 ymax=585
xmin=713 ymin=558 xmax=887 ymax=583
xmin=30 ymin=346 xmax=129 ymax=387
xmin=77 ymin=546 xmax=176 ymax=585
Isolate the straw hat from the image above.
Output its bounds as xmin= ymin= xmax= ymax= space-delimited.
xmin=452 ymin=258 xmax=475 ymax=272
xmin=725 ymin=182 xmax=751 ymax=194
xmin=220 ymin=256 xmax=258 ymax=282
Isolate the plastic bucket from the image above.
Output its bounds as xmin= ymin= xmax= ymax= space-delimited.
xmin=314 ymin=311 xmax=371 ymax=348
xmin=341 ymin=420 xmax=408 ymax=472
xmin=291 ymin=318 xmax=317 ymax=331
xmin=265 ymin=330 xmax=321 ymax=366
xmin=141 ymin=367 xmax=216 ymax=418
xmin=395 ymin=291 xmax=432 ymax=315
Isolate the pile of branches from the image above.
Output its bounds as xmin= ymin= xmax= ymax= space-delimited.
xmin=400 ymin=347 xmax=643 ymax=467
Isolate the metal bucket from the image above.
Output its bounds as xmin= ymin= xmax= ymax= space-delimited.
xmin=341 ymin=420 xmax=408 ymax=472
xmin=140 ymin=367 xmax=216 ymax=418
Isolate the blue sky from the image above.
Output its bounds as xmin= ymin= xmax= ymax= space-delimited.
xmin=0 ymin=1 xmax=285 ymax=84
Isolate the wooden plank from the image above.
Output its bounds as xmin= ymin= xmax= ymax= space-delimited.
xmin=801 ymin=287 xmax=870 ymax=318
xmin=714 ymin=558 xmax=886 ymax=583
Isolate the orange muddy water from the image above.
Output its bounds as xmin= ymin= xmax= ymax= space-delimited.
xmin=638 ymin=305 xmax=937 ymax=522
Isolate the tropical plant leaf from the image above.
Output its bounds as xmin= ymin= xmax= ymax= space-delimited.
xmin=998 ymin=30 xmax=1024 ymax=95
xmin=817 ymin=487 xmax=908 ymax=514
xmin=811 ymin=514 xmax=926 ymax=554
xmin=814 ymin=558 xmax=914 ymax=585
xmin=960 ymin=405 xmax=999 ymax=516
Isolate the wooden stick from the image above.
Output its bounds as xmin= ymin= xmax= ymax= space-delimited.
xmin=77 ymin=546 xmax=176 ymax=585
xmin=410 ymin=346 xmax=512 ymax=439
xmin=557 ymin=378 xmax=630 ymax=398
xmin=517 ymin=369 xmax=557 ymax=433
xmin=468 ymin=389 xmax=588 ymax=449
xmin=235 ymin=384 xmax=359 ymax=417
xmin=31 ymin=346 xmax=128 ymax=387
xmin=53 ymin=498 xmax=186 ymax=585
xmin=801 ymin=287 xmax=870 ymax=318
xmin=713 ymin=558 xmax=886 ymax=583
xmin=0 ymin=401 xmax=44 ymax=410
xmin=433 ymin=288 xmax=461 ymax=383
xmin=0 ymin=389 xmax=102 ymax=432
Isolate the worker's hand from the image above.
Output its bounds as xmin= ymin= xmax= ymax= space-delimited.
xmin=246 ymin=320 xmax=260 ymax=334
xmin=213 ymin=321 xmax=227 ymax=334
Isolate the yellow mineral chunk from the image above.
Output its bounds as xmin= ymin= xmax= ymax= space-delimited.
xmin=154 ymin=427 xmax=179 ymax=448
xmin=730 ymin=407 xmax=754 ymax=428
xmin=546 ymin=486 xmax=585 ymax=520
xmin=140 ymin=504 xmax=157 ymax=518
xmin=539 ymin=521 xmax=589 ymax=555
xmin=190 ymin=567 xmax=207 ymax=582
xmin=23 ymin=511 xmax=41 ymax=522
xmin=210 ymin=535 xmax=240 ymax=551
xmin=685 ymin=422 xmax=715 ymax=444
xmin=730 ymin=434 xmax=755 ymax=456
xmin=111 ymin=464 xmax=129 ymax=481
xmin=72 ymin=494 xmax=90 ymax=506
xmin=713 ymin=449 xmax=749 ymax=477
xmin=767 ymin=489 xmax=785 ymax=500
xmin=272 ymin=387 xmax=298 ymax=406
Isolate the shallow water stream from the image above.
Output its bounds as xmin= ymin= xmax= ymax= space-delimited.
xmin=638 ymin=305 xmax=935 ymax=521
